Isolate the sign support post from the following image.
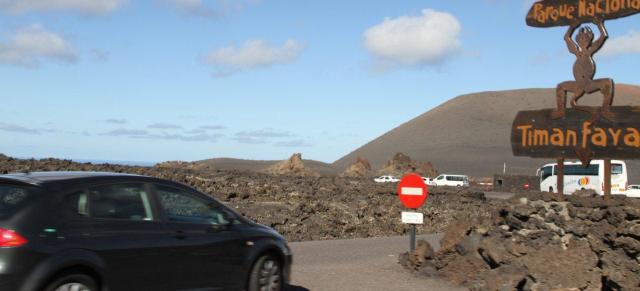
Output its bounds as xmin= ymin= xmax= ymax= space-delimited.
xmin=556 ymin=157 xmax=564 ymax=200
xmin=397 ymin=174 xmax=428 ymax=252
xmin=410 ymin=220 xmax=416 ymax=251
xmin=604 ymin=159 xmax=611 ymax=203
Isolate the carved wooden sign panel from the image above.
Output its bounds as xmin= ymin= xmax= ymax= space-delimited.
xmin=527 ymin=0 xmax=640 ymax=27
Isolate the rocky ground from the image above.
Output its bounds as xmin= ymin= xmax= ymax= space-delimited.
xmin=0 ymin=155 xmax=493 ymax=241
xmin=5 ymin=155 xmax=639 ymax=289
xmin=400 ymin=192 xmax=640 ymax=290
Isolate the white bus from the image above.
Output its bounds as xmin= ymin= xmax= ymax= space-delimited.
xmin=537 ymin=160 xmax=628 ymax=195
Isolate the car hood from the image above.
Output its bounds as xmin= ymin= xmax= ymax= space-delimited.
xmin=249 ymin=222 xmax=286 ymax=240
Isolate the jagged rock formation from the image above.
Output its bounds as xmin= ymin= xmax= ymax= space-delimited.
xmin=263 ymin=153 xmax=319 ymax=177
xmin=340 ymin=156 xmax=373 ymax=178
xmin=378 ymin=153 xmax=438 ymax=177
xmin=400 ymin=192 xmax=640 ymax=290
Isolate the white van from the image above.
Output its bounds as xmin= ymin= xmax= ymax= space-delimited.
xmin=433 ymin=174 xmax=469 ymax=187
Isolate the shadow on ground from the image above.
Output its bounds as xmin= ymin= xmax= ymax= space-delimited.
xmin=284 ymin=284 xmax=310 ymax=291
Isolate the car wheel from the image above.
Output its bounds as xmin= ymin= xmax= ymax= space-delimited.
xmin=549 ymin=187 xmax=553 ymax=192
xmin=248 ymin=254 xmax=282 ymax=291
xmin=44 ymin=273 xmax=97 ymax=291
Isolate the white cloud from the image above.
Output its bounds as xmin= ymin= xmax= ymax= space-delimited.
xmin=363 ymin=9 xmax=462 ymax=68
xmin=103 ymin=128 xmax=149 ymax=136
xmin=163 ymin=0 xmax=259 ymax=18
xmin=236 ymin=128 xmax=294 ymax=138
xmin=205 ymin=39 xmax=305 ymax=75
xmin=0 ymin=24 xmax=77 ymax=67
xmin=199 ymin=125 xmax=225 ymax=130
xmin=0 ymin=0 xmax=124 ymax=14
xmin=103 ymin=118 xmax=127 ymax=124
xmin=164 ymin=0 xmax=217 ymax=17
xmin=147 ymin=123 xmax=182 ymax=129
xmin=274 ymin=139 xmax=313 ymax=148
xmin=600 ymin=30 xmax=640 ymax=58
xmin=0 ymin=122 xmax=40 ymax=134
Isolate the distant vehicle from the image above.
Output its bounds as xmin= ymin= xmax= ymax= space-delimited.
xmin=0 ymin=172 xmax=291 ymax=291
xmin=374 ymin=175 xmax=399 ymax=183
xmin=422 ymin=177 xmax=435 ymax=186
xmin=626 ymin=185 xmax=640 ymax=198
xmin=433 ymin=174 xmax=469 ymax=187
xmin=537 ymin=160 xmax=628 ymax=195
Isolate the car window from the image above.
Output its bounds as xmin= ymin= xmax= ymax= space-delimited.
xmin=0 ymin=184 xmax=32 ymax=220
xmin=541 ymin=166 xmax=553 ymax=181
xmin=611 ymin=164 xmax=623 ymax=175
xmin=87 ymin=183 xmax=154 ymax=221
xmin=58 ymin=190 xmax=89 ymax=219
xmin=155 ymin=185 xmax=229 ymax=225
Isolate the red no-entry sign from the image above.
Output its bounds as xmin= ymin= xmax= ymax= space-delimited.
xmin=397 ymin=173 xmax=428 ymax=209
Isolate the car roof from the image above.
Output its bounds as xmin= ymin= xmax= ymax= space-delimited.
xmin=0 ymin=171 xmax=151 ymax=187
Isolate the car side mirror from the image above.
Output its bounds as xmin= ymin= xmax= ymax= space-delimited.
xmin=217 ymin=210 xmax=237 ymax=228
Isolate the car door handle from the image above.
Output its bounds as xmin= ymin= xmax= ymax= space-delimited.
xmin=173 ymin=230 xmax=187 ymax=240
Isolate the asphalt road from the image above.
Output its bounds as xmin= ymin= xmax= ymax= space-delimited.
xmin=285 ymin=234 xmax=465 ymax=291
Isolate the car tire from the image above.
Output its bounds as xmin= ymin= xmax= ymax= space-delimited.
xmin=43 ymin=273 xmax=98 ymax=291
xmin=248 ymin=254 xmax=283 ymax=291
xmin=549 ymin=187 xmax=553 ymax=192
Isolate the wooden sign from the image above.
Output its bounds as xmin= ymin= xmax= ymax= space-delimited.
xmin=511 ymin=107 xmax=640 ymax=159
xmin=527 ymin=0 xmax=640 ymax=27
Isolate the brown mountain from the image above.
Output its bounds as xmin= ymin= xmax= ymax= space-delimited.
xmin=333 ymin=84 xmax=640 ymax=181
xmin=186 ymin=157 xmax=339 ymax=176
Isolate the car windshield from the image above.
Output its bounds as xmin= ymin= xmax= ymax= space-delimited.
xmin=0 ymin=184 xmax=33 ymax=220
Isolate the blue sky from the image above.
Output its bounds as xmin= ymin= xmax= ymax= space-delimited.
xmin=0 ymin=0 xmax=639 ymax=163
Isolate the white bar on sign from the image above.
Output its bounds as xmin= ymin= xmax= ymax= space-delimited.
xmin=401 ymin=187 xmax=423 ymax=196
xmin=401 ymin=212 xmax=424 ymax=224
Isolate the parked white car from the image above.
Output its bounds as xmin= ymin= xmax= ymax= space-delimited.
xmin=422 ymin=177 xmax=435 ymax=186
xmin=433 ymin=174 xmax=470 ymax=187
xmin=626 ymin=185 xmax=640 ymax=198
xmin=374 ymin=175 xmax=399 ymax=183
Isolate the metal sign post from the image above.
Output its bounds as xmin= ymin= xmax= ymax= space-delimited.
xmin=401 ymin=211 xmax=424 ymax=251
xmin=410 ymin=223 xmax=416 ymax=251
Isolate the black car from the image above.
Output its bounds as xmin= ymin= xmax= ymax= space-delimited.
xmin=0 ymin=171 xmax=292 ymax=291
